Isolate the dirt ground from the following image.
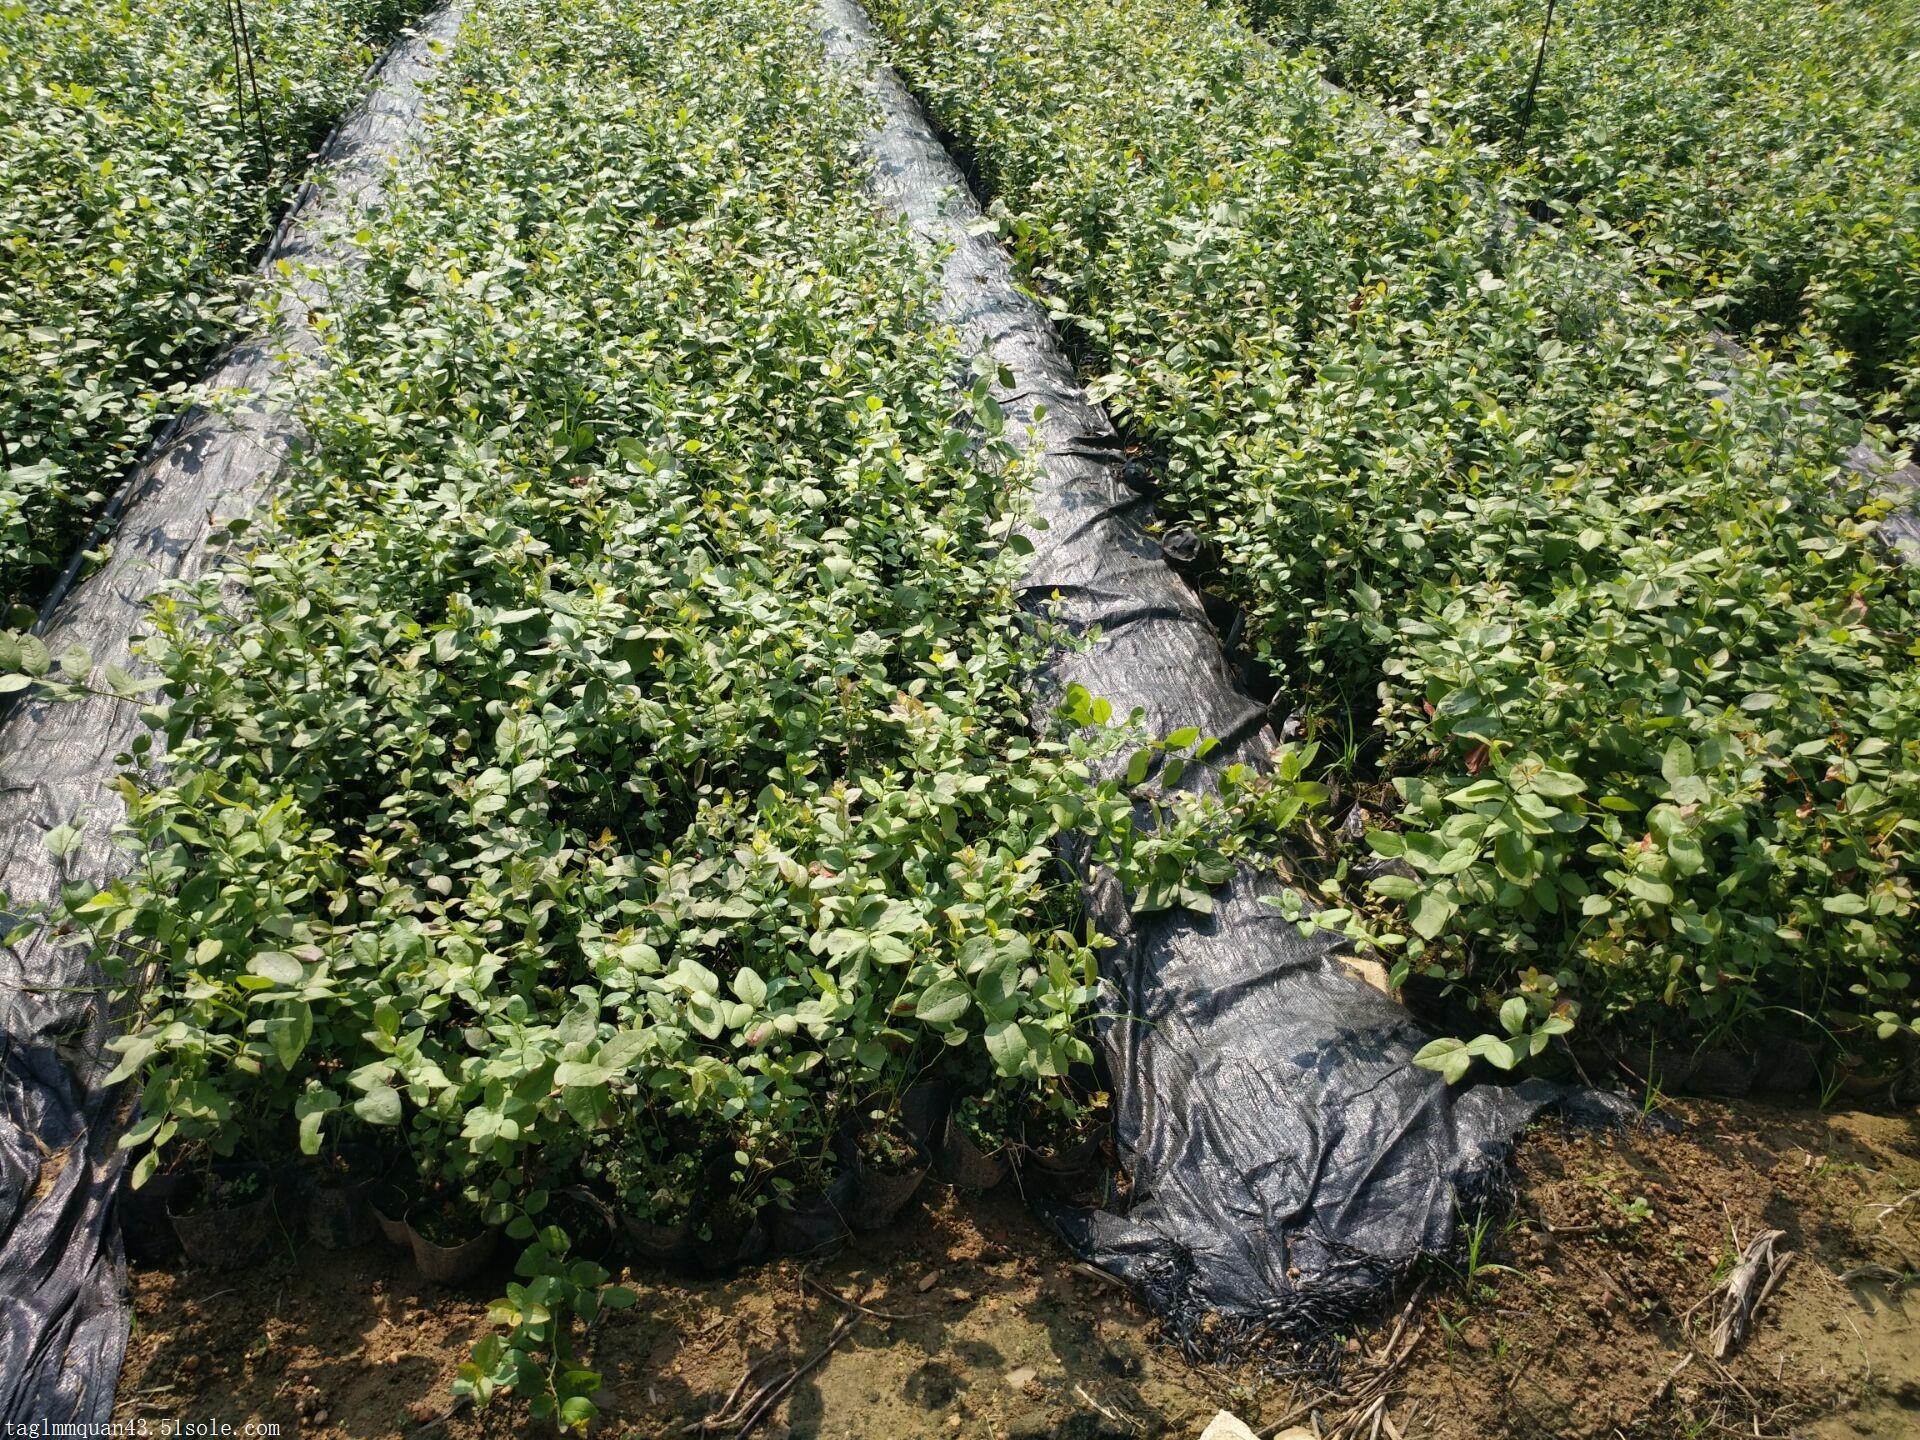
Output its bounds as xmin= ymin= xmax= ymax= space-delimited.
xmin=117 ymin=1098 xmax=1920 ymax=1440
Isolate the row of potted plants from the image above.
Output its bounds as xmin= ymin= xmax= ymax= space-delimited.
xmin=1 ymin=0 xmax=431 ymax=612
xmin=874 ymin=0 xmax=1920 ymax=1070
xmin=119 ymin=1073 xmax=1114 ymax=1283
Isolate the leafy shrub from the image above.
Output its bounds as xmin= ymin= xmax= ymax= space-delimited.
xmin=1251 ymin=0 xmax=1920 ymax=445
xmin=0 ymin=0 xmax=422 ymax=612
xmin=874 ymin=0 xmax=1920 ymax=1067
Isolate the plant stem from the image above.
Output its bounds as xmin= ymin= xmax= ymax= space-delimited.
xmin=223 ymin=0 xmax=272 ymax=172
xmin=1515 ymin=0 xmax=1558 ymax=152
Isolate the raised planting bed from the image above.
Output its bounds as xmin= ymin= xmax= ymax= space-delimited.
xmin=873 ymin=0 xmax=1920 ymax=1076
xmin=823 ymin=0 xmax=1596 ymax=1355
xmin=0 ymin=0 xmax=430 ymax=614
xmin=1251 ymin=0 xmax=1920 ymax=446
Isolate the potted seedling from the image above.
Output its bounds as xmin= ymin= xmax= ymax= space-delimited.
xmin=683 ymin=1134 xmax=773 ymax=1274
xmin=107 ymin=1021 xmax=289 ymax=1269
xmin=616 ymin=1146 xmax=699 ymax=1265
xmin=405 ymin=1174 xmax=502 ymax=1284
xmin=393 ymin=1104 xmax=504 ymax=1283
xmin=769 ymin=1153 xmax=854 ymax=1258
xmin=688 ymin=1189 xmax=771 ymax=1273
xmin=766 ymin=1112 xmax=852 ymax=1259
xmin=1016 ymin=1079 xmax=1110 ymax=1199
xmin=940 ymin=1090 xmax=1013 ymax=1191
xmin=846 ymin=1104 xmax=930 ymax=1230
xmin=371 ymin=1167 xmax=420 ymax=1249
xmin=117 ymin=1150 xmax=193 ymax=1264
xmin=168 ymin=1156 xmax=280 ymax=1268
xmin=105 ymin=928 xmax=359 ymax=1266
xmin=299 ymin=1130 xmax=387 ymax=1249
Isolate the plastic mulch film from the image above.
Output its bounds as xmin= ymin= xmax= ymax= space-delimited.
xmin=816 ymin=0 xmax=1625 ymax=1352
xmin=0 ymin=7 xmax=465 ymax=1423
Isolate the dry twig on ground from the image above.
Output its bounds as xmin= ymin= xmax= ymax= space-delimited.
xmin=1706 ymin=1229 xmax=1794 ymax=1360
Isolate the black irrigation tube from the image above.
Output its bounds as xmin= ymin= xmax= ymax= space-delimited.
xmin=0 ymin=7 xmax=466 ymax=1424
xmin=816 ymin=0 xmax=1608 ymax=1354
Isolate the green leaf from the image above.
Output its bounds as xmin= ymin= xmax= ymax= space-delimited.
xmin=1661 ymin=740 xmax=1695 ymax=786
xmin=914 ymin=977 xmax=971 ymax=1026
xmin=731 ymin=967 xmax=767 ymax=1007
xmin=983 ymin=1019 xmax=1033 ymax=1076
xmin=1624 ymin=874 xmax=1674 ymax=905
xmin=1407 ymin=890 xmax=1455 ymax=940
xmin=265 ymin=1001 xmax=312 ymax=1069
xmin=43 ymin=823 xmax=83 ymax=860
xmin=247 ymin=950 xmax=304 ymax=985
xmin=353 ymin=1085 xmax=403 ymax=1127
xmin=1412 ymin=1037 xmax=1473 ymax=1084
xmin=1492 ymin=829 xmax=1533 ymax=883
xmin=1464 ymin=1033 xmax=1521 ymax=1070
xmin=1445 ymin=779 xmax=1505 ymax=807
xmin=298 ymin=1107 xmax=328 ymax=1155
xmin=103 ymin=1035 xmax=155 ymax=1087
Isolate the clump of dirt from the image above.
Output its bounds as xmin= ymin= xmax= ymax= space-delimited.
xmin=115 ymin=1100 xmax=1919 ymax=1439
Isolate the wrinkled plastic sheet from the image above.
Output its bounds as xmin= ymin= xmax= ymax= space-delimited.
xmin=0 ymin=7 xmax=463 ymax=1423
xmin=816 ymin=0 xmax=1611 ymax=1350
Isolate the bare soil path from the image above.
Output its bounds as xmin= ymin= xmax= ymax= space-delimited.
xmin=116 ymin=1100 xmax=1920 ymax=1438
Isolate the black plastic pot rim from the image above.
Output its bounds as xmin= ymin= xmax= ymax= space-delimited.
xmin=163 ymin=1160 xmax=274 ymax=1218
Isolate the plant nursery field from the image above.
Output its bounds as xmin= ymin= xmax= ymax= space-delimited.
xmin=876 ymin=0 xmax=1920 ymax=1074
xmin=0 ymin=0 xmax=1916 ymax=1434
